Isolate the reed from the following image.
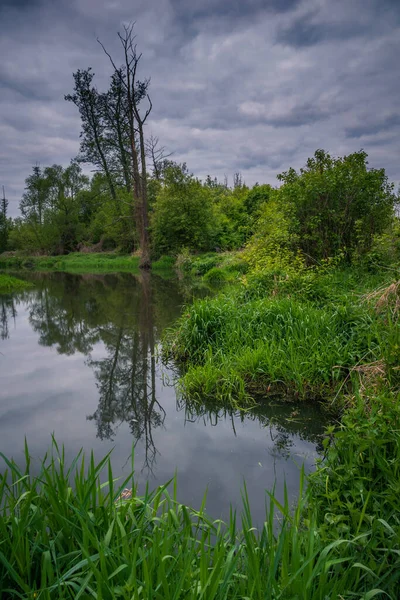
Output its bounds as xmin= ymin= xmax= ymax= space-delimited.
xmin=1 ymin=435 xmax=398 ymax=598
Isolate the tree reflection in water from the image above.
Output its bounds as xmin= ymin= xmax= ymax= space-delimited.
xmin=177 ymin=395 xmax=326 ymax=460
xmin=1 ymin=272 xmax=327 ymax=472
xmin=4 ymin=272 xmax=182 ymax=472
xmin=1 ymin=295 xmax=17 ymax=340
xmin=86 ymin=272 xmax=166 ymax=472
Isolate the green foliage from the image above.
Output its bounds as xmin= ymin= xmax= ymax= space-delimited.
xmin=12 ymin=149 xmax=398 ymax=267
xmin=357 ymin=217 xmax=400 ymax=272
xmin=1 ymin=439 xmax=399 ymax=598
xmin=186 ymin=254 xmax=221 ymax=276
xmin=151 ymin=254 xmax=176 ymax=270
xmin=211 ymin=184 xmax=251 ymax=249
xmin=244 ymin=195 xmax=302 ymax=274
xmin=0 ymin=253 xmax=140 ymax=273
xmin=0 ymin=190 xmax=9 ymax=253
xmin=243 ymin=150 xmax=397 ymax=280
xmin=165 ymin=290 xmax=387 ymax=403
xmin=86 ymin=186 xmax=136 ymax=253
xmin=203 ymin=266 xmax=229 ymax=283
xmin=0 ymin=252 xmax=176 ymax=274
xmin=174 ymin=251 xmax=248 ymax=282
xmin=13 ymin=162 xmax=89 ymax=255
xmin=151 ymin=165 xmax=217 ymax=255
xmin=308 ymin=392 xmax=400 ymax=590
xmin=8 ymin=217 xmax=40 ymax=253
xmin=0 ymin=274 xmax=32 ymax=293
xmin=243 ymin=183 xmax=273 ymax=216
xmin=277 ymin=149 xmax=396 ymax=262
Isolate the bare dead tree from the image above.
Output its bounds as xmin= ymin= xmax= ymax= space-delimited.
xmin=146 ymin=135 xmax=172 ymax=180
xmin=233 ymin=172 xmax=243 ymax=189
xmin=98 ymin=24 xmax=152 ymax=268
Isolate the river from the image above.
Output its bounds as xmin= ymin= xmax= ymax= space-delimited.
xmin=0 ymin=271 xmax=326 ymax=523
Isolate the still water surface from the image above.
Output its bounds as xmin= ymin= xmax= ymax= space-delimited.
xmin=0 ymin=272 xmax=326 ymax=522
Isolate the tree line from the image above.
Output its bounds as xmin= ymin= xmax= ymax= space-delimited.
xmin=1 ymin=25 xmax=399 ymax=267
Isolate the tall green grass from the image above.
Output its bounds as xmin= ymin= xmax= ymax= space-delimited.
xmin=165 ymin=293 xmax=391 ymax=404
xmin=1 ymin=436 xmax=398 ymax=598
xmin=164 ymin=264 xmax=399 ymax=405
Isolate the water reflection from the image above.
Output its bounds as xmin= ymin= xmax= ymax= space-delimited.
xmin=179 ymin=397 xmax=325 ymax=460
xmin=86 ymin=272 xmax=166 ymax=471
xmin=6 ymin=272 xmax=184 ymax=471
xmin=0 ymin=272 xmax=328 ymax=521
xmin=1 ymin=295 xmax=17 ymax=340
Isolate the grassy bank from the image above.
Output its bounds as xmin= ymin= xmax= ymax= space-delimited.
xmin=0 ymin=253 xmax=176 ymax=274
xmin=176 ymin=250 xmax=248 ymax=283
xmin=1 ymin=425 xmax=399 ymax=599
xmin=0 ymin=249 xmax=246 ymax=279
xmin=0 ymin=273 xmax=33 ymax=293
xmin=164 ymin=265 xmax=400 ymax=405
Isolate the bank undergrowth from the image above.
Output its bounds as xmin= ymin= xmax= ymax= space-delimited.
xmin=164 ymin=265 xmax=400 ymax=405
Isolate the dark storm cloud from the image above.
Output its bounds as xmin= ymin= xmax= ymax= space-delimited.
xmin=239 ymin=102 xmax=331 ymax=128
xmin=237 ymin=144 xmax=302 ymax=172
xmin=0 ymin=0 xmax=41 ymax=9
xmin=171 ymin=0 xmax=301 ymax=19
xmin=277 ymin=12 xmax=366 ymax=47
xmin=276 ymin=0 xmax=400 ymax=47
xmin=0 ymin=0 xmax=400 ymax=216
xmin=0 ymin=71 xmax=53 ymax=102
xmin=345 ymin=114 xmax=400 ymax=139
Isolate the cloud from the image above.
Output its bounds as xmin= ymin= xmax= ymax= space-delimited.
xmin=0 ymin=0 xmax=400 ymax=216
xmin=345 ymin=114 xmax=400 ymax=139
xmin=276 ymin=0 xmax=400 ymax=47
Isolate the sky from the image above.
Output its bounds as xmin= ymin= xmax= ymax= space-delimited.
xmin=0 ymin=0 xmax=399 ymax=216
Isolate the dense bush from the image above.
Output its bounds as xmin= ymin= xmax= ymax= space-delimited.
xmin=277 ymin=149 xmax=397 ymax=262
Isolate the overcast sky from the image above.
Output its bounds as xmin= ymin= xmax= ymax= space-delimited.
xmin=1 ymin=0 xmax=399 ymax=216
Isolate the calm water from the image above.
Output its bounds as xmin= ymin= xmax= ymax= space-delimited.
xmin=0 ymin=272 xmax=326 ymax=523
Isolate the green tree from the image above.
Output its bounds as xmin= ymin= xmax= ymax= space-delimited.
xmin=20 ymin=166 xmax=51 ymax=226
xmin=151 ymin=164 xmax=216 ymax=255
xmin=244 ymin=194 xmax=300 ymax=273
xmin=43 ymin=162 xmax=89 ymax=253
xmin=0 ymin=187 xmax=9 ymax=253
xmin=211 ymin=183 xmax=249 ymax=249
xmin=277 ymin=149 xmax=396 ymax=262
xmin=65 ymin=69 xmax=117 ymax=201
xmin=244 ymin=183 xmax=273 ymax=217
xmin=16 ymin=162 xmax=89 ymax=254
xmin=67 ymin=25 xmax=153 ymax=267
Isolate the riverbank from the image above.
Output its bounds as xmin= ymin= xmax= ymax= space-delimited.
xmin=1 ymin=416 xmax=399 ymax=598
xmin=0 ymin=252 xmax=176 ymax=274
xmin=0 ymin=250 xmax=248 ymax=279
xmin=164 ymin=261 xmax=400 ymax=407
xmin=159 ymin=254 xmax=400 ymax=595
